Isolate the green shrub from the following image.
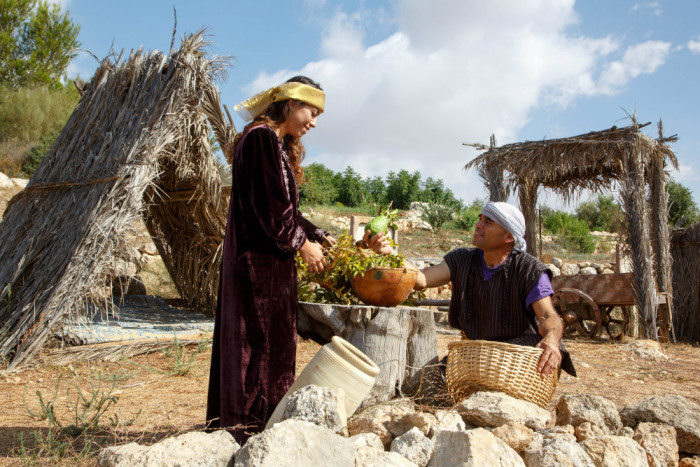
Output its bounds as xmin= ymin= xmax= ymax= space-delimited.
xmin=544 ymin=211 xmax=596 ymax=254
xmin=417 ymin=202 xmax=455 ymax=233
xmin=453 ymin=199 xmax=484 ymax=231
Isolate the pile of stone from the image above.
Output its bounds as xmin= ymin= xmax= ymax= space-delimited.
xmin=0 ymin=172 xmax=27 ymax=190
xmin=545 ymin=257 xmax=617 ymax=277
xmin=97 ymin=385 xmax=700 ymax=467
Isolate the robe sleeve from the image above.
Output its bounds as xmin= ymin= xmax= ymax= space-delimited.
xmin=244 ymin=128 xmax=307 ymax=252
xmin=298 ymin=215 xmax=329 ymax=243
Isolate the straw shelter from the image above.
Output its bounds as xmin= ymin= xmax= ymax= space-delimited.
xmin=670 ymin=224 xmax=700 ymax=342
xmin=0 ymin=32 xmax=235 ymax=370
xmin=464 ymin=120 xmax=678 ymax=341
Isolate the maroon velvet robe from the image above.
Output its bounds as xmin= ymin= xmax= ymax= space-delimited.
xmin=206 ymin=125 xmax=326 ymax=444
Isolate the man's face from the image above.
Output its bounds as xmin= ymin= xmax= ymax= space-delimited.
xmin=472 ymin=213 xmax=513 ymax=250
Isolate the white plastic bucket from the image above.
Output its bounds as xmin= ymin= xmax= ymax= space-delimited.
xmin=265 ymin=336 xmax=380 ymax=429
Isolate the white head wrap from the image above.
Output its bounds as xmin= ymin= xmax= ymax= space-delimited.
xmin=481 ymin=201 xmax=527 ymax=253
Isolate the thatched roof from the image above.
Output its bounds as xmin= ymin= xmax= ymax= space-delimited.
xmin=464 ymin=122 xmax=678 ymax=201
xmin=0 ymin=31 xmax=235 ymax=370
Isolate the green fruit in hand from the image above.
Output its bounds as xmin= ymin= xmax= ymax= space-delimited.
xmin=366 ymin=215 xmax=389 ymax=237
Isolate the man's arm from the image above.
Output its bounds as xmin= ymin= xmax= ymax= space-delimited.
xmin=413 ymin=261 xmax=450 ymax=289
xmin=531 ymin=296 xmax=564 ymax=378
xmin=364 ymin=231 xmax=451 ymax=289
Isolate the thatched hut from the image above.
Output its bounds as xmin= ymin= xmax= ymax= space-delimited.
xmin=464 ymin=120 xmax=678 ymax=341
xmin=0 ymin=32 xmax=235 ymax=369
xmin=670 ymin=224 xmax=700 ymax=342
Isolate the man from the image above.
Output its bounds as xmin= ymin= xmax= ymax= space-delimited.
xmin=366 ymin=201 xmax=574 ymax=378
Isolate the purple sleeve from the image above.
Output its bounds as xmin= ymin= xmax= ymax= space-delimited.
xmin=526 ymin=272 xmax=554 ymax=309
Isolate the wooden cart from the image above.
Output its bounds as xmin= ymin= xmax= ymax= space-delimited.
xmin=551 ymin=272 xmax=669 ymax=340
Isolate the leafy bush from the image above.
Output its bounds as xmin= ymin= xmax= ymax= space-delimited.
xmin=575 ymin=195 xmax=623 ymax=233
xmin=666 ymin=181 xmax=700 ymax=228
xmin=544 ymin=211 xmax=596 ymax=254
xmin=417 ymin=202 xmax=455 ymax=233
xmin=454 ymin=199 xmax=484 ymax=231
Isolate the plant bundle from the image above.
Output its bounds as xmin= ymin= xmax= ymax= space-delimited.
xmin=296 ymin=233 xmax=424 ymax=305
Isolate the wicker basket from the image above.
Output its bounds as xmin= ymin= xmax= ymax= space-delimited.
xmin=446 ymin=340 xmax=558 ymax=408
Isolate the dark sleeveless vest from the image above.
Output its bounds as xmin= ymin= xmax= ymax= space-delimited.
xmin=444 ymin=248 xmax=550 ymax=341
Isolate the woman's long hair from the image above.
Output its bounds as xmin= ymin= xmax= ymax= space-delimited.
xmin=229 ymin=76 xmax=322 ymax=182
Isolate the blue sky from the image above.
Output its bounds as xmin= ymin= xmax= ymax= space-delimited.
xmin=57 ymin=0 xmax=700 ymax=208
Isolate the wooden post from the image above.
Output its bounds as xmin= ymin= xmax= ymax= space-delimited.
xmin=518 ymin=180 xmax=538 ymax=257
xmin=297 ymin=302 xmax=438 ymax=407
xmin=649 ymin=120 xmax=674 ymax=342
xmin=620 ymin=126 xmax=658 ymax=340
xmin=485 ymin=135 xmax=508 ymax=202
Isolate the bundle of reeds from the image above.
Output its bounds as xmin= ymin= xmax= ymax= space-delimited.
xmin=0 ymin=31 xmax=233 ymax=370
xmin=670 ymin=224 xmax=700 ymax=342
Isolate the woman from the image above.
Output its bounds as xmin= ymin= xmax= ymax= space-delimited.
xmin=206 ymin=76 xmax=334 ymax=444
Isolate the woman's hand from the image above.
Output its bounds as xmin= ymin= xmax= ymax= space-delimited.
xmin=299 ymin=239 xmax=330 ymax=273
xmin=322 ymin=235 xmax=337 ymax=248
xmin=362 ymin=230 xmax=395 ymax=255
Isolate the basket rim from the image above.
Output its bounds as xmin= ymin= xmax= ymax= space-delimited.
xmin=447 ymin=339 xmax=544 ymax=355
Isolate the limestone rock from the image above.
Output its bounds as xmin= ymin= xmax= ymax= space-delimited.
xmin=96 ymin=430 xmax=239 ymax=467
xmin=545 ymin=264 xmax=561 ymax=277
xmin=11 ymin=177 xmax=28 ymax=188
xmin=0 ymin=172 xmax=14 ymax=189
xmin=627 ymin=340 xmax=670 ymax=361
xmin=580 ymin=435 xmax=649 ymax=467
xmin=541 ymin=424 xmax=577 ymax=443
xmin=491 ymin=422 xmax=535 ymax=453
xmin=390 ymin=427 xmax=434 ymax=467
xmin=234 ymin=419 xmax=354 ymax=467
xmin=621 ymin=395 xmax=700 ymax=454
xmin=387 ymin=411 xmax=437 ymax=438
xmin=556 ymin=394 xmax=622 ymax=435
xmin=619 ymin=426 xmax=635 ymax=437
xmin=580 ymin=267 xmax=597 ymax=275
xmin=432 ymin=409 xmax=467 ymax=434
xmin=348 ymin=400 xmax=415 ymax=447
xmin=282 ymin=384 xmax=348 ymax=435
xmin=455 ymin=391 xmax=552 ymax=430
xmin=680 ymin=456 xmax=700 ymax=467
xmin=428 ymin=428 xmax=524 ymax=467
xmin=634 ymin=422 xmax=679 ymax=467
xmin=350 ymin=432 xmax=386 ymax=467
xmin=578 ymin=261 xmax=591 ymax=269
xmin=551 ymin=257 xmax=563 ymax=268
xmin=561 ymin=263 xmax=581 ymax=275
xmin=522 ymin=437 xmax=595 ymax=467
xmin=575 ymin=422 xmax=606 ymax=442
xmin=138 ymin=242 xmax=159 ymax=256
xmin=590 ymin=262 xmax=604 ymax=273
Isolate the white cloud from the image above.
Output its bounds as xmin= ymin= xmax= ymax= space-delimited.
xmin=597 ymin=41 xmax=670 ymax=94
xmin=688 ymin=37 xmax=700 ymax=54
xmin=632 ymin=2 xmax=662 ymax=16
xmin=246 ymin=0 xmax=671 ymax=203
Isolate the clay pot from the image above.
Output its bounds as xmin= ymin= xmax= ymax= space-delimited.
xmin=265 ymin=336 xmax=379 ymax=429
xmin=350 ymin=266 xmax=418 ymax=307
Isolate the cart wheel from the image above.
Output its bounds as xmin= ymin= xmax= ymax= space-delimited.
xmin=552 ymin=288 xmax=602 ymax=339
xmin=602 ymin=305 xmax=631 ymax=341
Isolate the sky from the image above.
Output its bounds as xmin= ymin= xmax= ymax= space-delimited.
xmin=54 ymin=0 xmax=700 ymax=209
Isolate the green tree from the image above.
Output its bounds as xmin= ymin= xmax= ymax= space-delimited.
xmin=300 ymin=163 xmax=337 ymax=205
xmin=362 ymin=176 xmax=386 ymax=205
xmin=666 ymin=181 xmax=700 ymax=228
xmin=336 ymin=166 xmax=364 ymax=207
xmin=385 ymin=170 xmax=421 ymax=210
xmin=0 ymin=0 xmax=80 ymax=88
xmin=544 ymin=210 xmax=596 ymax=254
xmin=575 ymin=194 xmax=623 ymax=233
xmin=418 ymin=177 xmax=463 ymax=209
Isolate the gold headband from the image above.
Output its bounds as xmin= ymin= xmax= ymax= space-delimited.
xmin=234 ymin=82 xmax=326 ymax=121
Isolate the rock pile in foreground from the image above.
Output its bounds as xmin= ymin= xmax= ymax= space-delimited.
xmin=97 ymin=387 xmax=700 ymax=467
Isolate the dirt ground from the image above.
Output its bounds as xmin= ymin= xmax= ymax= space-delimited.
xmin=1 ymin=332 xmax=699 ymax=466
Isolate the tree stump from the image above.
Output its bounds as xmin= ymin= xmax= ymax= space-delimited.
xmin=297 ymin=301 xmax=438 ymax=407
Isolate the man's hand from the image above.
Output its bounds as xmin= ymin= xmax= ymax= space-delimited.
xmin=532 ymin=296 xmax=564 ymax=378
xmin=536 ymin=335 xmax=562 ymax=378
xmin=362 ymin=230 xmax=395 ymax=255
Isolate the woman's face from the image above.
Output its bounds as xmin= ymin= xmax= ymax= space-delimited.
xmin=285 ymin=100 xmax=320 ymax=138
